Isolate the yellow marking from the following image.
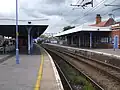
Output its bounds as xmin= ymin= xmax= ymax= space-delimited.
xmin=16 ymin=32 xmax=19 ymax=36
xmin=34 ymin=54 xmax=44 ymax=90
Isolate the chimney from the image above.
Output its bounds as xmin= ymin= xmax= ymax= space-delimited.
xmin=96 ymin=14 xmax=101 ymax=24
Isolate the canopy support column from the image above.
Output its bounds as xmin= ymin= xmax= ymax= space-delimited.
xmin=90 ymin=32 xmax=92 ymax=48
xmin=31 ymin=35 xmax=33 ymax=54
xmin=27 ymin=26 xmax=32 ymax=55
xmin=79 ymin=36 xmax=81 ymax=47
xmin=71 ymin=36 xmax=73 ymax=46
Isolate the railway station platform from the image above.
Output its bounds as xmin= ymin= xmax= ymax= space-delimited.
xmin=0 ymin=44 xmax=63 ymax=90
xmin=49 ymin=43 xmax=120 ymax=58
xmin=90 ymin=49 xmax=120 ymax=56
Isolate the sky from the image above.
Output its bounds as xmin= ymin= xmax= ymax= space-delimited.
xmin=0 ymin=0 xmax=119 ymax=34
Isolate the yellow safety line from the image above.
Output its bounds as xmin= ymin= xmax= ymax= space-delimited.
xmin=34 ymin=54 xmax=44 ymax=90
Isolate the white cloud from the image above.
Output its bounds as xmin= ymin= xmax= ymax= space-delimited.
xmin=0 ymin=0 xmax=119 ymax=33
xmin=0 ymin=0 xmax=15 ymax=13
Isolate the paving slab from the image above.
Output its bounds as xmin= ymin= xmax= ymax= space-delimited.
xmin=40 ymin=52 xmax=58 ymax=90
xmin=0 ymin=44 xmax=63 ymax=90
xmin=0 ymin=55 xmax=40 ymax=90
xmin=91 ymin=49 xmax=120 ymax=56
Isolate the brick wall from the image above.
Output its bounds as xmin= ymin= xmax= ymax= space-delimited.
xmin=111 ymin=30 xmax=120 ymax=48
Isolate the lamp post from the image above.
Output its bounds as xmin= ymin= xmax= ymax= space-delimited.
xmin=16 ymin=0 xmax=19 ymax=64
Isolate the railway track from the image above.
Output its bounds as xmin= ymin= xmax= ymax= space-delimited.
xmin=55 ymin=49 xmax=120 ymax=90
xmin=44 ymin=47 xmax=104 ymax=90
xmin=53 ymin=59 xmax=73 ymax=90
xmin=43 ymin=45 xmax=120 ymax=90
xmin=62 ymin=50 xmax=120 ymax=82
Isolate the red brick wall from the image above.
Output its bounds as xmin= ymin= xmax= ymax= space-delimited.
xmin=111 ymin=30 xmax=120 ymax=48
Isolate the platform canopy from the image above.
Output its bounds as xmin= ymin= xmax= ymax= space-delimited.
xmin=54 ymin=25 xmax=111 ymax=37
xmin=0 ymin=20 xmax=49 ymax=38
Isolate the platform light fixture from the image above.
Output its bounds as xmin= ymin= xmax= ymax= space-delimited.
xmin=28 ymin=21 xmax=31 ymax=24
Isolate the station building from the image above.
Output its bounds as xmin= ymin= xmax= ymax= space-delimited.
xmin=55 ymin=14 xmax=120 ymax=49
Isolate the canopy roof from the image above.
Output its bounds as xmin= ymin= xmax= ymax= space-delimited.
xmin=0 ymin=20 xmax=48 ymax=38
xmin=55 ymin=25 xmax=111 ymax=37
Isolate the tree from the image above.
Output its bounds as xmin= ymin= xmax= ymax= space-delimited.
xmin=63 ymin=26 xmax=75 ymax=31
xmin=40 ymin=34 xmax=47 ymax=38
xmin=37 ymin=35 xmax=48 ymax=44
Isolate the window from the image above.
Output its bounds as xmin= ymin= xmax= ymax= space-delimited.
xmin=101 ymin=37 xmax=109 ymax=43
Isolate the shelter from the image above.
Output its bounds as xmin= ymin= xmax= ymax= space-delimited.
xmin=55 ymin=25 xmax=111 ymax=48
xmin=0 ymin=19 xmax=48 ymax=54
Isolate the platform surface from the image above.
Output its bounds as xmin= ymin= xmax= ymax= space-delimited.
xmin=91 ymin=49 xmax=120 ymax=56
xmin=0 ymin=44 xmax=63 ymax=90
xmin=40 ymin=46 xmax=63 ymax=90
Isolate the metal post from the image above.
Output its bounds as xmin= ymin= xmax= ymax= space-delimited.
xmin=31 ymin=35 xmax=33 ymax=54
xmin=79 ymin=36 xmax=81 ymax=47
xmin=65 ymin=36 xmax=67 ymax=45
xmin=83 ymin=36 xmax=84 ymax=47
xmin=71 ymin=36 xmax=73 ymax=45
xmin=16 ymin=0 xmax=19 ymax=64
xmin=27 ymin=27 xmax=32 ymax=55
xmin=90 ymin=32 xmax=92 ymax=49
xmin=28 ymin=29 xmax=31 ymax=55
